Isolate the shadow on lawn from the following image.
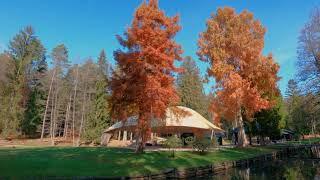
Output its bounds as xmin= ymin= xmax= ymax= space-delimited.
xmin=0 ymin=146 xmax=275 ymax=177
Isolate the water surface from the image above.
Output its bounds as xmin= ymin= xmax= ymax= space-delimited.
xmin=211 ymin=159 xmax=320 ymax=180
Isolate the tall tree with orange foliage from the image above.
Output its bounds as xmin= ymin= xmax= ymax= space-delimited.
xmin=198 ymin=7 xmax=280 ymax=147
xmin=110 ymin=0 xmax=183 ymax=152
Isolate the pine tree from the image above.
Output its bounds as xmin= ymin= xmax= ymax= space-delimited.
xmin=84 ymin=51 xmax=111 ymax=143
xmin=98 ymin=49 xmax=109 ymax=77
xmin=177 ymin=56 xmax=209 ymax=119
xmin=23 ymin=54 xmax=47 ymax=137
xmin=4 ymin=26 xmax=46 ymax=137
xmin=285 ymin=79 xmax=311 ymax=136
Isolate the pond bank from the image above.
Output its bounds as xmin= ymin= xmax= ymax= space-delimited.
xmin=117 ymin=144 xmax=320 ymax=179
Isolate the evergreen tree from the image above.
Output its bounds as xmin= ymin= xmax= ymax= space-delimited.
xmin=285 ymin=79 xmax=300 ymax=98
xmin=285 ymin=79 xmax=311 ymax=137
xmin=22 ymin=90 xmax=43 ymax=136
xmin=84 ymin=52 xmax=111 ymax=143
xmin=252 ymin=104 xmax=282 ymax=143
xmin=285 ymin=80 xmax=301 ymax=125
xmin=23 ymin=53 xmax=47 ymax=136
xmin=177 ymin=56 xmax=209 ymax=119
xmin=3 ymin=26 xmax=46 ymax=137
xmin=97 ymin=49 xmax=109 ymax=77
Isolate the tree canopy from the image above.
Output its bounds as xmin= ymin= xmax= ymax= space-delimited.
xmin=198 ymin=7 xmax=280 ymax=146
xmin=110 ymin=0 xmax=183 ymax=152
xmin=177 ymin=56 xmax=209 ymax=119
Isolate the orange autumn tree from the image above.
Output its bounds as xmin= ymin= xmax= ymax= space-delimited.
xmin=110 ymin=0 xmax=183 ymax=152
xmin=198 ymin=7 xmax=280 ymax=147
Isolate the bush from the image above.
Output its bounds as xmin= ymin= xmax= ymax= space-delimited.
xmin=164 ymin=136 xmax=182 ymax=158
xmin=192 ymin=138 xmax=212 ymax=154
xmin=184 ymin=136 xmax=195 ymax=147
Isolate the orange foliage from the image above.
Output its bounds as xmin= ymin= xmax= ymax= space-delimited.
xmin=198 ymin=7 xmax=280 ymax=121
xmin=110 ymin=0 xmax=183 ymax=151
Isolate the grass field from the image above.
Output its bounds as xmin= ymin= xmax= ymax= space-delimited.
xmin=0 ymin=146 xmax=275 ymax=177
xmin=1 ymin=137 xmax=319 ymax=177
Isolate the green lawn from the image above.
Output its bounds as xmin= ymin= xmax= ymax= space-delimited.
xmin=0 ymin=146 xmax=275 ymax=177
xmin=3 ymin=137 xmax=319 ymax=178
xmin=286 ymin=137 xmax=320 ymax=145
xmin=270 ymin=137 xmax=320 ymax=147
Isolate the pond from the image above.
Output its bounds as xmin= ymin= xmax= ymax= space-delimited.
xmin=211 ymin=159 xmax=320 ymax=180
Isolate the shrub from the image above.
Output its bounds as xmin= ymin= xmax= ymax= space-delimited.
xmin=164 ymin=136 xmax=182 ymax=158
xmin=184 ymin=136 xmax=195 ymax=147
xmin=192 ymin=138 xmax=212 ymax=154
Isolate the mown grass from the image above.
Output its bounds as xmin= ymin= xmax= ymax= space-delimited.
xmin=0 ymin=146 xmax=275 ymax=177
xmin=2 ymin=137 xmax=319 ymax=178
xmin=285 ymin=137 xmax=320 ymax=145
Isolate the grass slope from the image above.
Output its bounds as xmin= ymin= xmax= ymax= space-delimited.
xmin=0 ymin=146 xmax=275 ymax=177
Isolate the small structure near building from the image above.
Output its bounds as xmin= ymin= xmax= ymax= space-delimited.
xmin=281 ymin=129 xmax=295 ymax=141
xmin=101 ymin=106 xmax=224 ymax=146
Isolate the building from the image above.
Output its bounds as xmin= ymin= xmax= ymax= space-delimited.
xmin=101 ymin=106 xmax=224 ymax=146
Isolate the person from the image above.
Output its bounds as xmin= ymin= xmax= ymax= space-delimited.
xmin=218 ymin=136 xmax=223 ymax=145
xmin=234 ymin=131 xmax=238 ymax=145
xmin=232 ymin=128 xmax=239 ymax=145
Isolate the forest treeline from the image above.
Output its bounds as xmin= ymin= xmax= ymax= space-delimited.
xmin=0 ymin=1 xmax=319 ymax=149
xmin=0 ymin=26 xmax=210 ymax=146
xmin=0 ymin=27 xmax=111 ymax=145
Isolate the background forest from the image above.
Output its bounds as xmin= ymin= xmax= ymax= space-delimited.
xmin=0 ymin=4 xmax=319 ymax=147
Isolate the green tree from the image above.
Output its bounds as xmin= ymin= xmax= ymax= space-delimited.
xmin=83 ymin=51 xmax=111 ymax=143
xmin=97 ymin=49 xmax=109 ymax=77
xmin=177 ymin=56 xmax=209 ymax=119
xmin=3 ymin=26 xmax=46 ymax=137
xmin=244 ymin=97 xmax=284 ymax=145
xmin=285 ymin=79 xmax=311 ymax=137
xmin=253 ymin=106 xmax=282 ymax=143
xmin=0 ymin=54 xmax=14 ymax=135
xmin=23 ymin=53 xmax=47 ymax=137
xmin=164 ymin=136 xmax=182 ymax=158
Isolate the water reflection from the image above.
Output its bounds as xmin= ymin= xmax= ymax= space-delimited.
xmin=210 ymin=159 xmax=320 ymax=180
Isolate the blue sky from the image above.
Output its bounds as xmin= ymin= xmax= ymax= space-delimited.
xmin=0 ymin=0 xmax=319 ymax=95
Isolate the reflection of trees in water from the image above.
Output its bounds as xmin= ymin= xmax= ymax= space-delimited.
xmin=212 ymin=160 xmax=318 ymax=180
xmin=211 ymin=168 xmax=250 ymax=180
xmin=238 ymin=168 xmax=250 ymax=180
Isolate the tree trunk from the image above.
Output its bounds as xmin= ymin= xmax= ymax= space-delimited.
xmin=72 ymin=67 xmax=79 ymax=146
xmin=41 ymin=69 xmax=55 ymax=139
xmin=135 ymin=129 xmax=145 ymax=153
xmin=49 ymin=91 xmax=55 ymax=142
xmin=77 ymin=87 xmax=87 ymax=146
xmin=311 ymin=116 xmax=315 ymax=136
xmin=135 ymin=137 xmax=145 ymax=153
xmin=63 ymin=93 xmax=72 ymax=139
xmin=77 ymin=66 xmax=89 ymax=147
xmin=51 ymin=87 xmax=58 ymax=146
xmin=260 ymin=136 xmax=265 ymax=145
xmin=237 ymin=110 xmax=248 ymax=147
